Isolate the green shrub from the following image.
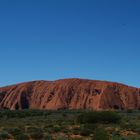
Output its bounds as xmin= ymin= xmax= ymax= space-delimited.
xmin=56 ymin=136 xmax=69 ymax=140
xmin=0 ymin=109 xmax=53 ymax=118
xmin=120 ymin=122 xmax=140 ymax=132
xmin=30 ymin=132 xmax=44 ymax=140
xmin=77 ymin=111 xmax=121 ymax=124
xmin=72 ymin=127 xmax=80 ymax=135
xmin=46 ymin=128 xmax=54 ymax=133
xmin=62 ymin=113 xmax=67 ymax=117
xmin=3 ymin=127 xmax=23 ymax=137
xmin=72 ymin=125 xmax=94 ymax=137
xmin=80 ymin=128 xmax=92 ymax=136
xmin=0 ymin=131 xmax=11 ymax=140
xmin=126 ymin=109 xmax=133 ymax=113
xmin=25 ymin=126 xmax=44 ymax=139
xmin=101 ymin=111 xmax=121 ymax=123
xmin=25 ymin=126 xmax=43 ymax=134
xmin=52 ymin=126 xmax=62 ymax=133
xmin=94 ymin=128 xmax=109 ymax=140
xmin=112 ymin=135 xmax=128 ymax=140
xmin=83 ymin=124 xmax=97 ymax=130
xmin=62 ymin=129 xmax=70 ymax=134
xmin=14 ymin=133 xmax=29 ymax=140
xmin=43 ymin=134 xmax=53 ymax=140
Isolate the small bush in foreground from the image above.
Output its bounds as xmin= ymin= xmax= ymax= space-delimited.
xmin=94 ymin=128 xmax=109 ymax=140
xmin=43 ymin=134 xmax=52 ymax=140
xmin=0 ymin=131 xmax=11 ymax=140
xmin=126 ymin=109 xmax=133 ymax=113
xmin=3 ymin=127 xmax=23 ymax=137
xmin=25 ymin=126 xmax=43 ymax=134
xmin=30 ymin=132 xmax=44 ymax=140
xmin=80 ymin=128 xmax=92 ymax=136
xmin=14 ymin=133 xmax=29 ymax=140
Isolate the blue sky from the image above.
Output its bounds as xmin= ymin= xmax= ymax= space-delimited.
xmin=0 ymin=0 xmax=140 ymax=87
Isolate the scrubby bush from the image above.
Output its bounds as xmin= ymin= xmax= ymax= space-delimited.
xmin=62 ymin=113 xmax=67 ymax=117
xmin=25 ymin=126 xmax=44 ymax=139
xmin=83 ymin=124 xmax=97 ymax=131
xmin=101 ymin=111 xmax=121 ymax=123
xmin=72 ymin=127 xmax=80 ymax=135
xmin=112 ymin=135 xmax=129 ymax=140
xmin=80 ymin=127 xmax=92 ymax=136
xmin=0 ymin=109 xmax=52 ymax=118
xmin=0 ymin=131 xmax=11 ymax=140
xmin=77 ymin=111 xmax=121 ymax=124
xmin=126 ymin=109 xmax=133 ymax=114
xmin=30 ymin=132 xmax=44 ymax=140
xmin=52 ymin=126 xmax=62 ymax=133
xmin=93 ymin=128 xmax=109 ymax=140
xmin=14 ymin=133 xmax=29 ymax=140
xmin=120 ymin=121 xmax=140 ymax=133
xmin=3 ymin=127 xmax=23 ymax=137
xmin=43 ymin=134 xmax=53 ymax=140
xmin=25 ymin=126 xmax=43 ymax=134
xmin=72 ymin=124 xmax=94 ymax=137
xmin=46 ymin=127 xmax=55 ymax=134
xmin=62 ymin=128 xmax=70 ymax=134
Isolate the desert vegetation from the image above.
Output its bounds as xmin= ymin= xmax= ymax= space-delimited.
xmin=0 ymin=109 xmax=139 ymax=140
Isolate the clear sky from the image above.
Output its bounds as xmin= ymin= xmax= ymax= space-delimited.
xmin=0 ymin=0 xmax=140 ymax=87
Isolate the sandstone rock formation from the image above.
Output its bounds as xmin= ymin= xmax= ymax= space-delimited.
xmin=0 ymin=79 xmax=140 ymax=110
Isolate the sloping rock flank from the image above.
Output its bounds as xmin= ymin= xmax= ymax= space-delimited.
xmin=0 ymin=79 xmax=140 ymax=110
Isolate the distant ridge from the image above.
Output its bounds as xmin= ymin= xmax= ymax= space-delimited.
xmin=0 ymin=78 xmax=140 ymax=110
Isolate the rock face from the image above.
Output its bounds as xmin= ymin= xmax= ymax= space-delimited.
xmin=0 ymin=79 xmax=140 ymax=110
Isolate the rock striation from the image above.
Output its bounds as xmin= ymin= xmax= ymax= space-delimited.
xmin=0 ymin=79 xmax=140 ymax=110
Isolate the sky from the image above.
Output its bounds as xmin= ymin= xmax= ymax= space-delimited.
xmin=0 ymin=0 xmax=140 ymax=87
